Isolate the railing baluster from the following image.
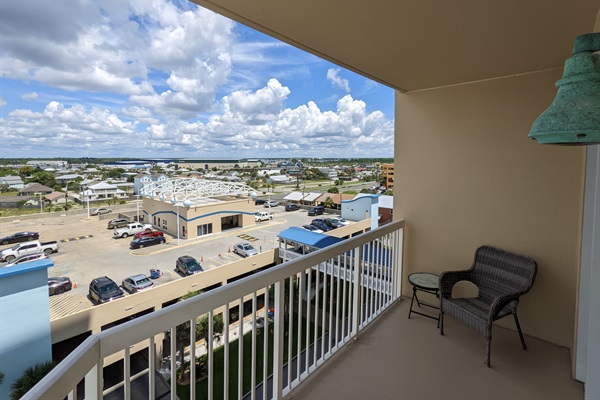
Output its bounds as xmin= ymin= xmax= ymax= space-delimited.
xmin=313 ymin=264 xmax=320 ymax=367
xmin=190 ymin=316 xmax=196 ymax=400
xmin=273 ymin=279 xmax=285 ymax=400
xmin=342 ymin=251 xmax=348 ymax=342
xmin=208 ymin=311 xmax=214 ymax=400
xmin=238 ymin=297 xmax=244 ymax=400
xmin=149 ymin=336 xmax=155 ymax=400
xmin=321 ymin=260 xmax=327 ymax=359
xmin=251 ymin=293 xmax=257 ymax=400
xmin=352 ymin=245 xmax=361 ymax=337
xmin=306 ymin=268 xmax=312 ymax=372
xmin=224 ymin=304 xmax=230 ymax=400
xmin=335 ymin=254 xmax=341 ymax=349
xmin=85 ymin=362 xmax=102 ymax=400
xmin=287 ymin=276 xmax=293 ymax=390
xmin=263 ymin=286 xmax=269 ymax=398
xmin=170 ymin=327 xmax=177 ymax=400
xmin=328 ymin=258 xmax=334 ymax=355
xmin=297 ymin=269 xmax=304 ymax=383
xmin=124 ymin=347 xmax=131 ymax=400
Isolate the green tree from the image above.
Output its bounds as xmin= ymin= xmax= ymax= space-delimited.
xmin=197 ymin=314 xmax=224 ymax=350
xmin=323 ymin=197 xmax=335 ymax=209
xmin=18 ymin=166 xmax=35 ymax=177
xmin=10 ymin=361 xmax=55 ymax=400
xmin=327 ymin=187 xmax=339 ymax=194
xmin=29 ymin=171 xmax=56 ymax=188
xmin=165 ymin=290 xmax=203 ymax=381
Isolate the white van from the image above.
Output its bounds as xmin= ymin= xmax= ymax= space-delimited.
xmin=255 ymin=212 xmax=273 ymax=222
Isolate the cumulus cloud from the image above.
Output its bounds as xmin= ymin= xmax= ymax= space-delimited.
xmin=326 ymin=68 xmax=350 ymax=92
xmin=0 ymin=81 xmax=393 ymax=157
xmin=0 ymin=97 xmax=6 ymax=107
xmin=21 ymin=92 xmax=38 ymax=101
xmin=0 ymin=0 xmax=234 ymax=119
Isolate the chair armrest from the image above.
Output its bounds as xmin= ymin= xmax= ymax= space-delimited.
xmin=439 ymin=269 xmax=473 ymax=298
xmin=489 ymin=292 xmax=522 ymax=319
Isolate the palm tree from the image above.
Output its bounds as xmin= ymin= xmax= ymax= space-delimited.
xmin=10 ymin=361 xmax=55 ymax=400
xmin=324 ymin=196 xmax=336 ymax=209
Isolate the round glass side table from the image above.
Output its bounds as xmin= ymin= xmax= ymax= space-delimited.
xmin=407 ymin=272 xmax=440 ymax=326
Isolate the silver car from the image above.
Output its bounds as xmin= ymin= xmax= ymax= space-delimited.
xmin=3 ymin=253 xmax=48 ymax=267
xmin=233 ymin=243 xmax=259 ymax=257
xmin=121 ymin=274 xmax=154 ymax=293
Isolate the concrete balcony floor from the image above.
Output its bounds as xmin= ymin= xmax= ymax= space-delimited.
xmin=290 ymin=299 xmax=583 ymax=400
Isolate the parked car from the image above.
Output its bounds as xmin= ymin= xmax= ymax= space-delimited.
xmin=129 ymin=235 xmax=166 ymax=249
xmin=176 ymin=255 xmax=204 ymax=276
xmin=3 ymin=253 xmax=48 ymax=267
xmin=285 ymin=204 xmax=300 ymax=211
xmin=89 ymin=276 xmax=125 ymax=304
xmin=48 ymin=277 xmax=72 ymax=296
xmin=328 ymin=217 xmax=350 ymax=227
xmin=91 ymin=208 xmax=112 ymax=215
xmin=264 ymin=200 xmax=280 ymax=207
xmin=310 ymin=219 xmax=332 ymax=232
xmin=122 ymin=274 xmax=154 ymax=293
xmin=308 ymin=206 xmax=325 ymax=216
xmin=254 ymin=199 xmax=266 ymax=205
xmin=0 ymin=240 xmax=59 ymax=262
xmin=134 ymin=230 xmax=165 ymax=239
xmin=0 ymin=231 xmax=39 ymax=245
xmin=318 ymin=218 xmax=339 ymax=229
xmin=302 ymin=224 xmax=324 ymax=234
xmin=107 ymin=218 xmax=129 ymax=229
xmin=233 ymin=243 xmax=259 ymax=257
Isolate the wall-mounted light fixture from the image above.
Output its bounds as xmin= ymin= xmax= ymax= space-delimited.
xmin=529 ymin=33 xmax=600 ymax=145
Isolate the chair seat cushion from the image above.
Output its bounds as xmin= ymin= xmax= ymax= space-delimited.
xmin=442 ymin=297 xmax=491 ymax=336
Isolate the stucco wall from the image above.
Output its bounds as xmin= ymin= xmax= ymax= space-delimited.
xmin=395 ymin=69 xmax=585 ymax=348
xmin=143 ymin=197 xmax=256 ymax=239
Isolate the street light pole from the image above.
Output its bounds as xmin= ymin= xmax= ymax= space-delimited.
xmin=86 ymin=190 xmax=90 ymax=219
xmin=176 ymin=204 xmax=180 ymax=245
xmin=136 ymin=194 xmax=140 ymax=222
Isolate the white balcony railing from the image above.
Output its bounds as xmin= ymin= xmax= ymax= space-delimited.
xmin=25 ymin=220 xmax=404 ymax=400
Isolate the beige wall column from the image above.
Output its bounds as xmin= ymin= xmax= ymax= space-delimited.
xmin=395 ymin=69 xmax=586 ymax=348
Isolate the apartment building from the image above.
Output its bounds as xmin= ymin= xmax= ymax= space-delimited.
xmin=381 ymin=163 xmax=394 ymax=189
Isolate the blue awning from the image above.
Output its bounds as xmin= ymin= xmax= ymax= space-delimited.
xmin=278 ymin=227 xmax=344 ymax=249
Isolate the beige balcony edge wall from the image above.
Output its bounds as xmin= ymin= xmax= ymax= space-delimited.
xmin=395 ymin=69 xmax=585 ymax=348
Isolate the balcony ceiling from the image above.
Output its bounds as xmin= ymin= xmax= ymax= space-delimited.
xmin=192 ymin=0 xmax=599 ymax=92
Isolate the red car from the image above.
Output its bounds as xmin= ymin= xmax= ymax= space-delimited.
xmin=134 ymin=230 xmax=164 ymax=239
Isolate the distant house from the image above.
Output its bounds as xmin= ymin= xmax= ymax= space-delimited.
xmin=55 ymin=174 xmax=85 ymax=186
xmin=19 ymin=183 xmax=54 ymax=196
xmin=79 ymin=182 xmax=127 ymax=203
xmin=315 ymin=193 xmax=354 ymax=210
xmin=0 ymin=175 xmax=25 ymax=190
xmin=45 ymin=191 xmax=68 ymax=205
xmin=134 ymin=173 xmax=168 ymax=195
xmin=0 ymin=195 xmax=36 ymax=208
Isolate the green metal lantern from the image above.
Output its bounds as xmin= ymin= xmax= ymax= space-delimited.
xmin=529 ymin=33 xmax=600 ymax=145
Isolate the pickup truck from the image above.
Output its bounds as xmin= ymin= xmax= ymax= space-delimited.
xmin=255 ymin=211 xmax=274 ymax=222
xmin=0 ymin=240 xmax=59 ymax=262
xmin=113 ymin=223 xmax=153 ymax=238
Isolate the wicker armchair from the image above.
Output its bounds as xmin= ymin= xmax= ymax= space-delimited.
xmin=439 ymin=246 xmax=538 ymax=367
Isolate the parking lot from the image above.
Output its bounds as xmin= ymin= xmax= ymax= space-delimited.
xmin=0 ymin=204 xmax=336 ymax=306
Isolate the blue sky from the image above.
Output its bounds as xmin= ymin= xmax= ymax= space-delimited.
xmin=0 ymin=0 xmax=394 ymax=159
